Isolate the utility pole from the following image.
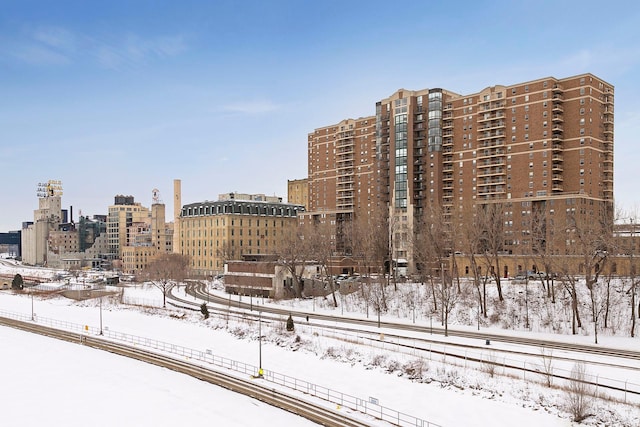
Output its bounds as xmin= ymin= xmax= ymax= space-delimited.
xmin=258 ymin=310 xmax=263 ymax=378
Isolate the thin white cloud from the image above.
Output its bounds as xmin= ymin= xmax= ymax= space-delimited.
xmin=32 ymin=26 xmax=78 ymax=51
xmin=2 ymin=25 xmax=189 ymax=69
xmin=557 ymin=45 xmax=640 ymax=76
xmin=222 ymin=100 xmax=280 ymax=114
xmin=11 ymin=44 xmax=70 ymax=65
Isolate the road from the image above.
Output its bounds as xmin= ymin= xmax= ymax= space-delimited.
xmin=169 ymin=281 xmax=640 ymax=402
xmin=0 ymin=315 xmax=376 ymax=427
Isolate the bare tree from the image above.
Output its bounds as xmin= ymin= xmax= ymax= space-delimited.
xmin=619 ymin=213 xmax=640 ymax=338
xmin=351 ymin=204 xmax=390 ymax=313
xmin=528 ymin=202 xmax=565 ymax=302
xmin=306 ymin=218 xmax=339 ymax=307
xmin=142 ymin=253 xmax=190 ymax=308
xmin=216 ymin=240 xmax=236 ymax=265
xmin=275 ymin=222 xmax=312 ymax=299
xmin=436 ymin=269 xmax=462 ymax=337
xmin=413 ymin=203 xmax=450 ymax=314
xmin=476 ymin=203 xmax=506 ymax=302
xmin=459 ymin=202 xmax=489 ymax=318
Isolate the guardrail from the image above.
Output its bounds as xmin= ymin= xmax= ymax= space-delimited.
xmin=297 ymin=321 xmax=640 ymax=405
xmin=0 ymin=308 xmax=441 ymax=427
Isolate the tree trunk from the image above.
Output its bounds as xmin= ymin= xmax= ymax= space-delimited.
xmin=482 ymin=282 xmax=488 ymax=318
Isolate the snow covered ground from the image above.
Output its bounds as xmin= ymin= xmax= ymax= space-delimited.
xmin=1 ymin=259 xmax=639 ymax=426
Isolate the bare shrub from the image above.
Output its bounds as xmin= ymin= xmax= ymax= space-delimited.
xmin=402 ymin=358 xmax=428 ymax=379
xmin=565 ymin=362 xmax=595 ymax=422
xmin=482 ymin=352 xmax=497 ymax=378
xmin=369 ymin=354 xmax=387 ymax=367
xmin=538 ymin=348 xmax=554 ymax=387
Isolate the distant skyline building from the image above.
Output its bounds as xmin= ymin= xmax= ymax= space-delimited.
xmin=21 ymin=180 xmax=63 ymax=265
xmin=287 ymin=178 xmax=308 ymax=209
xmin=107 ymin=195 xmax=151 ymax=260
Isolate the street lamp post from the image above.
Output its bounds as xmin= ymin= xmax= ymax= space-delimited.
xmin=31 ymin=292 xmax=34 ymax=321
xmin=99 ymin=296 xmax=103 ymax=335
xmin=258 ymin=310 xmax=263 ymax=377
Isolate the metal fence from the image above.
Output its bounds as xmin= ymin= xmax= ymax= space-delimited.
xmin=0 ymin=309 xmax=440 ymax=427
xmin=295 ymin=322 xmax=640 ymax=405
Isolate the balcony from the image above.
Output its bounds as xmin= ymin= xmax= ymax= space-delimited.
xmin=478 ymin=178 xmax=506 ymax=186
xmin=552 ymin=83 xmax=563 ymax=93
xmin=477 ymin=112 xmax=504 ymax=122
xmin=477 ymin=130 xmax=505 ymax=141
xmin=477 ymin=186 xmax=505 ymax=196
xmin=479 ymin=121 xmax=506 ymax=131
xmin=443 ymin=120 xmax=453 ymax=129
xmin=552 ymin=124 xmax=564 ymax=133
xmin=483 ymin=102 xmax=505 ymax=112
xmin=552 ymin=114 xmax=564 ymax=123
xmin=477 ymin=167 xmax=505 ymax=177
xmin=551 ymin=174 xmax=563 ymax=181
xmin=551 ymin=164 xmax=563 ymax=172
xmin=552 ymin=103 xmax=564 ymax=113
xmin=482 ymin=148 xmax=505 ymax=156
xmin=552 ymin=93 xmax=564 ymax=102
xmin=552 ymin=143 xmax=563 ymax=151
xmin=477 ymin=159 xmax=505 ymax=167
xmin=551 ymin=154 xmax=564 ymax=162
xmin=552 ymin=184 xmax=563 ymax=192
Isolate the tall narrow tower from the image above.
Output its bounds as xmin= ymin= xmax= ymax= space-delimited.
xmin=151 ymin=189 xmax=166 ymax=252
xmin=173 ymin=179 xmax=182 ymax=254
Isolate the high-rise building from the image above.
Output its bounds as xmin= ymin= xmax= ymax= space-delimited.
xmin=303 ymin=117 xmax=379 ymax=254
xmin=310 ymin=73 xmax=614 ymax=272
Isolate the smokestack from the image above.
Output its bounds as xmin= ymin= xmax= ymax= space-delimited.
xmin=70 ymin=206 xmax=73 ymax=223
xmin=173 ymin=179 xmax=182 ymax=253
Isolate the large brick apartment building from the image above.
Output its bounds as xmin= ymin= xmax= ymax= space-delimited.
xmin=305 ymin=73 xmax=614 ymax=274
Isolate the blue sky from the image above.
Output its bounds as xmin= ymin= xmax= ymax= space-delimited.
xmin=2 ymin=0 xmax=640 ymax=231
